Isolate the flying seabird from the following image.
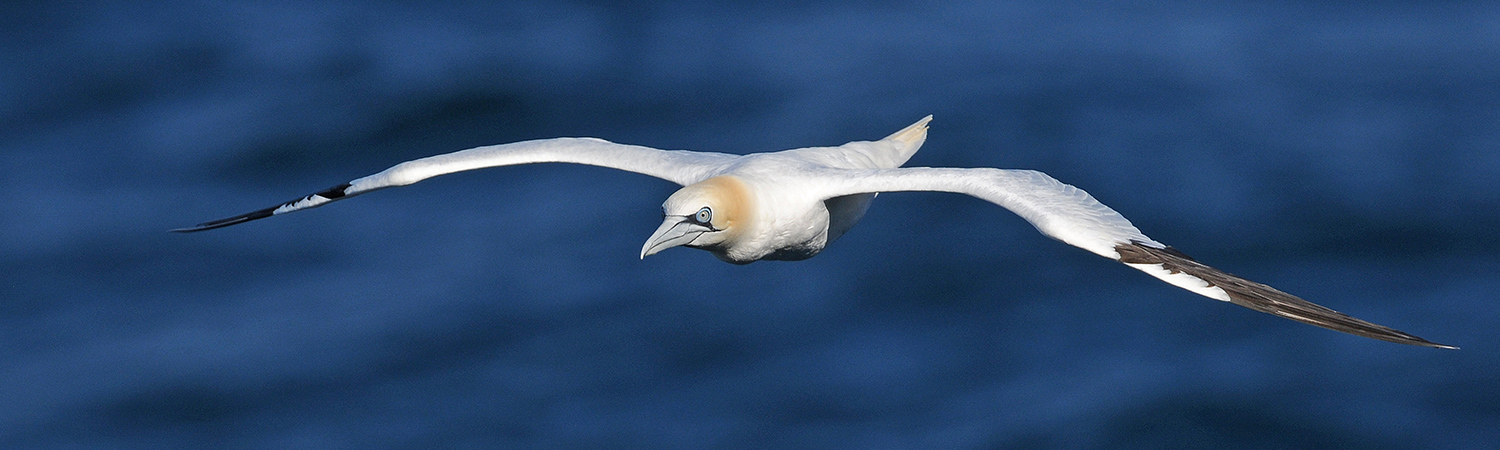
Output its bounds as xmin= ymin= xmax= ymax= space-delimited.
xmin=175 ymin=116 xmax=1453 ymax=349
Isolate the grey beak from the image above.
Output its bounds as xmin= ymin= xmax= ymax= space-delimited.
xmin=640 ymin=216 xmax=708 ymax=259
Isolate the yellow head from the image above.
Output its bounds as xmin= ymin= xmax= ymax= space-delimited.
xmin=640 ymin=176 xmax=754 ymax=258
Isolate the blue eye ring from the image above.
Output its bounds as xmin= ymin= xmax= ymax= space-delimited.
xmin=694 ymin=207 xmax=712 ymax=224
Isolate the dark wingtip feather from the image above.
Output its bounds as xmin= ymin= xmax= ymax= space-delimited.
xmin=170 ymin=205 xmax=279 ymax=232
xmin=1116 ymin=241 xmax=1456 ymax=349
xmin=170 ymin=183 xmax=355 ymax=233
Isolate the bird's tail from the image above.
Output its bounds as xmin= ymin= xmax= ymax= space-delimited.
xmin=875 ymin=115 xmax=932 ymax=167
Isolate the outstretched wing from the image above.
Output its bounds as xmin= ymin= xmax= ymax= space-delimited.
xmin=814 ymin=167 xmax=1453 ymax=348
xmin=173 ymin=137 xmax=738 ymax=232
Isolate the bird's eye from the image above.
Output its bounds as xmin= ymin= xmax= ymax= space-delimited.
xmin=694 ymin=207 xmax=712 ymax=224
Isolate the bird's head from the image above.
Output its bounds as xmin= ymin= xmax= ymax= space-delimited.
xmin=641 ymin=176 xmax=754 ymax=259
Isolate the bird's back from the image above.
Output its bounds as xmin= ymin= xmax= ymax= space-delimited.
xmin=779 ymin=115 xmax=933 ymax=243
xmin=778 ymin=115 xmax=931 ymax=170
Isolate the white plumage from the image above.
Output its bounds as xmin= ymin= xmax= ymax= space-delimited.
xmin=176 ymin=116 xmax=1452 ymax=349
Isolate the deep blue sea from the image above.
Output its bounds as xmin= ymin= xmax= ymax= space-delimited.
xmin=3 ymin=1 xmax=1497 ymax=448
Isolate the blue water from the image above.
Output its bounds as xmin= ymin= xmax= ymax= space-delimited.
xmin=3 ymin=1 xmax=1497 ymax=448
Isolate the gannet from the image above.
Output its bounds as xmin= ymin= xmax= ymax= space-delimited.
xmin=175 ymin=116 xmax=1453 ymax=349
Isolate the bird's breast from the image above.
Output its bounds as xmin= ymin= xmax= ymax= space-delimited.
xmin=729 ymin=199 xmax=833 ymax=262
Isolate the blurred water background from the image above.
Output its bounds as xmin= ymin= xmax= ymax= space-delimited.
xmin=2 ymin=1 xmax=1498 ymax=448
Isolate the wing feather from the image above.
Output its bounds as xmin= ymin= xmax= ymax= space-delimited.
xmin=173 ymin=137 xmax=737 ymax=232
xmin=816 ymin=167 xmax=1155 ymax=257
xmin=1114 ymin=241 xmax=1453 ymax=348
xmin=814 ymin=167 xmax=1452 ymax=348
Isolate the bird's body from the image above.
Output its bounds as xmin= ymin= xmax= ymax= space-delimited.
xmin=649 ymin=122 xmax=930 ymax=262
xmin=177 ymin=116 xmax=1453 ymax=349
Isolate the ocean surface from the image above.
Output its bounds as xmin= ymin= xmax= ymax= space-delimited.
xmin=3 ymin=1 xmax=1497 ymax=448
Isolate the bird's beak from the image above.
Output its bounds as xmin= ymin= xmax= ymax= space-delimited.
xmin=640 ymin=216 xmax=708 ymax=259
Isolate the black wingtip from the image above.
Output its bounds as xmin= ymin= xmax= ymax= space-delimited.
xmin=170 ymin=206 xmax=278 ymax=233
xmin=170 ymin=183 xmax=356 ymax=233
xmin=1115 ymin=241 xmax=1456 ymax=349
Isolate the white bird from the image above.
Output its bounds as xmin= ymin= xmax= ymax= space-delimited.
xmin=175 ymin=116 xmax=1453 ymax=349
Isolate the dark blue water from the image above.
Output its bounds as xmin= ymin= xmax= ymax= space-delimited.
xmin=4 ymin=1 xmax=1497 ymax=448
